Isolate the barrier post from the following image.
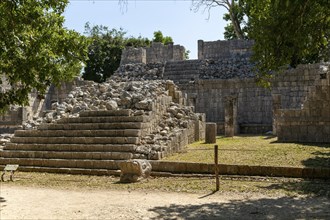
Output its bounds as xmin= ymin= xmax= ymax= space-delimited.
xmin=214 ymin=145 xmax=219 ymax=191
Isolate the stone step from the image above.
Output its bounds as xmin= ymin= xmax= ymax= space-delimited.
xmin=0 ymin=151 xmax=137 ymax=160
xmin=0 ymin=165 xmax=121 ymax=176
xmin=0 ymin=157 xmax=121 ymax=170
xmin=80 ymin=110 xmax=132 ymax=117
xmin=14 ymin=129 xmax=141 ymax=137
xmin=165 ymin=60 xmax=200 ymax=68
xmin=10 ymin=137 xmax=140 ymax=145
xmin=4 ymin=143 xmax=138 ymax=152
xmin=164 ymin=72 xmax=199 ymax=77
xmin=39 ymin=122 xmax=148 ymax=130
xmin=164 ymin=73 xmax=199 ymax=79
xmin=57 ymin=116 xmax=147 ymax=124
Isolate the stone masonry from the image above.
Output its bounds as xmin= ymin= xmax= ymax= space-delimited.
xmin=119 ymin=39 xmax=330 ymax=142
xmin=276 ymin=64 xmax=330 ymax=142
xmin=120 ymin=42 xmax=186 ymax=65
xmin=1 ymin=39 xmax=329 ymax=146
xmin=0 ymin=72 xmax=206 ymax=173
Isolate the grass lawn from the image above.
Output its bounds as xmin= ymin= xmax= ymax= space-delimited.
xmin=3 ymin=172 xmax=330 ymax=197
xmin=163 ymin=136 xmax=330 ymax=168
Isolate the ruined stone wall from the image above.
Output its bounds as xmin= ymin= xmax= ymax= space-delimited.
xmin=0 ymin=107 xmax=27 ymax=133
xmin=198 ymin=39 xmax=254 ymax=60
xmin=182 ymin=79 xmax=272 ymax=134
xmin=0 ymin=78 xmax=85 ymax=134
xmin=272 ymin=64 xmax=323 ymax=109
xmin=120 ymin=42 xmax=185 ymax=65
xmin=175 ymin=64 xmax=325 ymax=135
xmin=1 ymin=76 xmax=27 ymax=132
xmin=114 ymin=56 xmax=326 ymax=136
xmin=120 ymin=48 xmax=147 ymax=65
xmin=276 ymin=64 xmax=330 ymax=143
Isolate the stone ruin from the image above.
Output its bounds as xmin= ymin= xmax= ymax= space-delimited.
xmin=0 ymin=39 xmax=329 ymax=175
xmin=120 ymin=42 xmax=186 ymax=65
xmin=0 ymin=63 xmax=205 ymax=174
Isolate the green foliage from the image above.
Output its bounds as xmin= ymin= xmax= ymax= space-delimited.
xmin=223 ymin=0 xmax=249 ymax=40
xmin=82 ymin=23 xmax=152 ymax=83
xmin=83 ymin=27 xmax=175 ymax=83
xmin=0 ymin=0 xmax=88 ymax=112
xmin=246 ymin=0 xmax=330 ymax=84
xmin=125 ymin=36 xmax=151 ymax=47
xmin=153 ymin=31 xmax=173 ymax=45
xmin=185 ymin=50 xmax=191 ymax=60
xmin=191 ymin=0 xmax=246 ymax=39
xmin=82 ymin=23 xmax=126 ymax=83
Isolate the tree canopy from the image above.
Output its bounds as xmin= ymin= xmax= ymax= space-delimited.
xmin=192 ymin=0 xmax=246 ymax=39
xmin=152 ymin=31 xmax=174 ymax=45
xmin=82 ymin=24 xmax=126 ymax=83
xmin=246 ymin=0 xmax=330 ymax=84
xmin=82 ymin=25 xmax=174 ymax=83
xmin=192 ymin=0 xmax=330 ymax=84
xmin=0 ymin=0 xmax=88 ymax=112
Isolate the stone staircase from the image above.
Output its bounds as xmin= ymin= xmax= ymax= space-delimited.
xmin=164 ymin=60 xmax=201 ymax=84
xmin=0 ymin=109 xmax=151 ymax=175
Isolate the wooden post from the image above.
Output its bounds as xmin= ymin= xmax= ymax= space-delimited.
xmin=214 ymin=145 xmax=219 ymax=191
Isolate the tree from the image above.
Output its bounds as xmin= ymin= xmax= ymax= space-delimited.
xmin=152 ymin=31 xmax=173 ymax=45
xmin=222 ymin=1 xmax=249 ymax=40
xmin=192 ymin=0 xmax=246 ymax=39
xmin=0 ymin=0 xmax=88 ymax=113
xmin=246 ymin=0 xmax=330 ymax=84
xmin=82 ymin=23 xmax=126 ymax=83
xmin=83 ymin=24 xmax=151 ymax=83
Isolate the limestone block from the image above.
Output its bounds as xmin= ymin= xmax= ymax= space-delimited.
xmin=119 ymin=159 xmax=152 ymax=183
xmin=205 ymin=123 xmax=217 ymax=144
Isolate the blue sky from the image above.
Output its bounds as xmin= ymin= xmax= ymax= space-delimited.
xmin=63 ymin=0 xmax=227 ymax=59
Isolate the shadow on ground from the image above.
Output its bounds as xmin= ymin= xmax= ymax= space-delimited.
xmin=148 ymin=195 xmax=330 ymax=220
xmin=270 ymin=140 xmax=330 ymax=168
xmin=0 ymin=196 xmax=6 ymax=203
xmin=259 ymin=178 xmax=330 ymax=197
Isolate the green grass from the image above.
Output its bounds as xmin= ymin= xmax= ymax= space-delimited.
xmin=3 ymin=172 xmax=330 ymax=197
xmin=163 ymin=136 xmax=330 ymax=168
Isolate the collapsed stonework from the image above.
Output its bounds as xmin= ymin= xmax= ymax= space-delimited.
xmin=118 ymin=39 xmax=330 ymax=142
xmin=0 ymin=53 xmax=208 ymax=173
xmin=1 ymin=39 xmax=329 ymax=151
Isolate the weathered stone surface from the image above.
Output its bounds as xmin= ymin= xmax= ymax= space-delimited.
xmin=205 ymin=123 xmax=217 ymax=144
xmin=119 ymin=159 xmax=152 ymax=183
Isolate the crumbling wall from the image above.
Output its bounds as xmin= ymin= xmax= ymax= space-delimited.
xmin=182 ymin=79 xmax=272 ymax=134
xmin=198 ymin=39 xmax=253 ymax=60
xmin=120 ymin=42 xmax=185 ymax=65
xmin=276 ymin=64 xmax=330 ymax=143
xmin=0 ymin=107 xmax=27 ymax=133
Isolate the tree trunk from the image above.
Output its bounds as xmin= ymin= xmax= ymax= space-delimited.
xmin=229 ymin=10 xmax=244 ymax=39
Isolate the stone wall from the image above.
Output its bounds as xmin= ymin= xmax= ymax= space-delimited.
xmin=115 ymin=50 xmax=328 ymax=136
xmin=170 ymin=63 xmax=325 ymax=135
xmin=182 ymin=79 xmax=272 ymax=134
xmin=120 ymin=42 xmax=185 ymax=65
xmin=198 ymin=39 xmax=253 ymax=60
xmin=0 ymin=78 xmax=85 ymax=133
xmin=0 ymin=107 xmax=27 ymax=133
xmin=120 ymin=48 xmax=146 ymax=65
xmin=276 ymin=64 xmax=330 ymax=143
xmin=164 ymin=58 xmax=254 ymax=85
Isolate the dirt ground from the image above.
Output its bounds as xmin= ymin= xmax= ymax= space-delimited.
xmin=1 ymin=185 xmax=330 ymax=220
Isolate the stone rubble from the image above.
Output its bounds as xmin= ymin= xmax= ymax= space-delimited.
xmin=20 ymin=68 xmax=202 ymax=158
xmin=199 ymin=58 xmax=255 ymax=79
xmin=112 ymin=63 xmax=164 ymax=81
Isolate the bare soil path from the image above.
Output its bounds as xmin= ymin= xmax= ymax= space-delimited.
xmin=1 ymin=185 xmax=330 ymax=220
